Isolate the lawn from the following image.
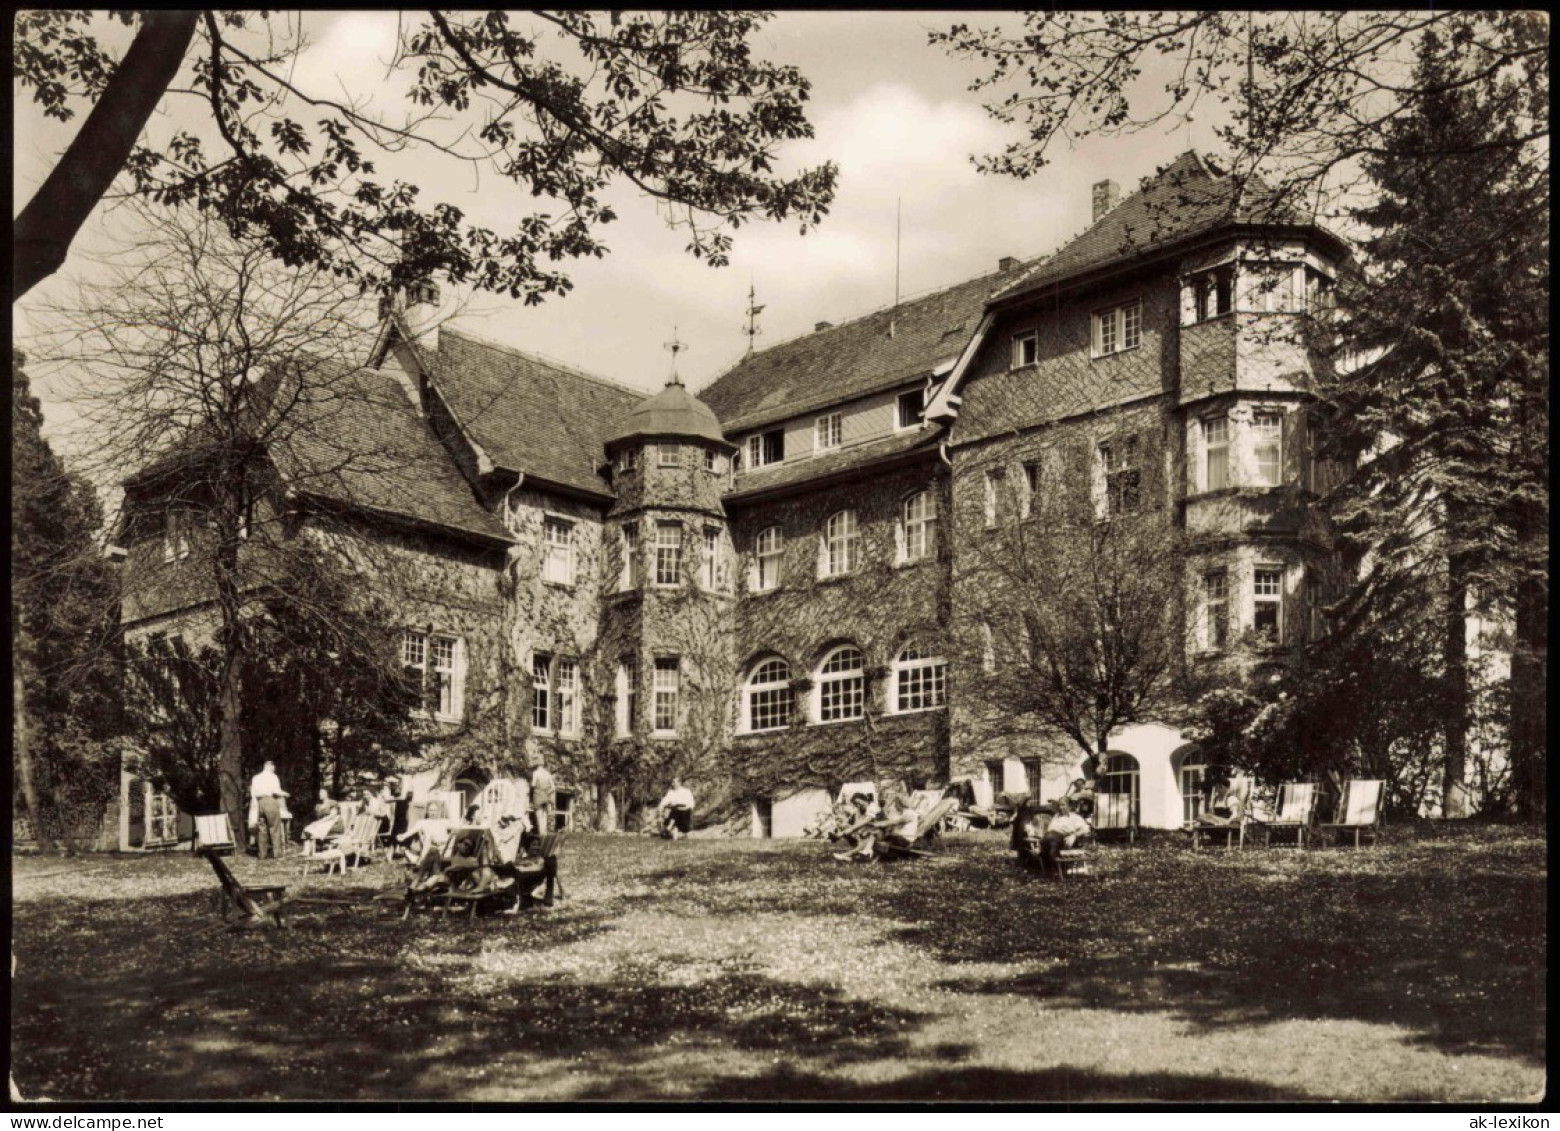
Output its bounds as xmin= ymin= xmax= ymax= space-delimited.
xmin=9 ymin=825 xmax=1546 ymax=1103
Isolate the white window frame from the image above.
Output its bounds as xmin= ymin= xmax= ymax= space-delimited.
xmin=816 ymin=646 xmax=865 ymax=723
xmin=892 ymin=645 xmax=947 ymax=714
xmin=1253 ymin=566 xmax=1284 ymax=645
xmin=983 ymin=469 xmax=1001 ymax=528
xmin=404 ymin=629 xmax=465 ymax=723
xmin=618 ymin=447 xmax=639 ymax=472
xmin=701 ymin=527 xmax=721 ymax=589
xmin=896 ymin=388 xmax=925 ymax=431
xmin=1252 ymin=410 xmax=1283 ymax=486
xmin=1201 ymin=569 xmax=1229 ymax=652
xmin=655 ymin=521 xmax=683 ymax=587
xmin=746 ymin=429 xmax=783 ymax=468
xmin=821 ymin=510 xmax=858 ymax=578
xmin=815 ymin=412 xmax=842 ymax=451
xmin=743 ymin=657 xmax=793 ymax=733
xmin=556 ymin=657 xmax=578 ymax=737
xmin=1019 ymin=460 xmax=1041 ymax=519
xmin=1099 ymin=438 xmax=1141 ymax=518
xmin=652 ymin=657 xmax=680 ymax=735
xmin=703 ymin=448 xmax=719 ymax=473
xmin=1203 ymin=415 xmax=1230 ymax=491
xmin=542 ymin=516 xmax=576 ymax=586
xmin=900 ymin=489 xmax=935 ymax=563
xmin=531 ymin=651 xmax=553 ymax=733
xmin=619 ymin=523 xmax=640 ymax=591
xmin=754 ymin=526 xmax=783 ymax=592
xmin=1091 ymin=299 xmax=1143 ymax=358
xmin=614 ymin=660 xmax=636 ymax=738
xmin=163 ymin=507 xmax=192 ymax=562
xmin=657 ymin=442 xmax=681 ymax=468
xmin=1012 ymin=330 xmax=1038 ymax=368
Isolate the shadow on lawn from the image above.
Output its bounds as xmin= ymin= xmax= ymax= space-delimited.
xmin=628 ymin=837 xmax=1547 ymax=1069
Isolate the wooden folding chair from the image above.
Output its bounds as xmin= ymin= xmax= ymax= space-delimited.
xmin=1319 ymin=780 xmax=1384 ymax=848
xmin=300 ymin=813 xmax=382 ymax=876
xmin=201 ymin=848 xmax=288 ymax=929
xmin=1259 ymin=781 xmax=1319 ymax=848
xmin=193 ymin=812 xmax=238 ymax=856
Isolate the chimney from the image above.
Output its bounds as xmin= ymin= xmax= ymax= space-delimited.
xmin=998 ymin=256 xmax=1020 ymax=272
xmin=815 ymin=321 xmax=833 ymax=333
xmin=1092 ymin=180 xmax=1121 ymax=223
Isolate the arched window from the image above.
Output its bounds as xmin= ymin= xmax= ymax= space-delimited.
xmin=1096 ymin=752 xmax=1141 ymax=831
xmin=1175 ymin=747 xmax=1207 ymax=825
xmin=754 ymin=526 xmax=783 ymax=591
xmin=821 ymin=510 xmax=858 ymax=577
xmin=899 ymin=490 xmax=936 ymax=563
xmin=743 ymin=657 xmax=793 ymax=732
xmin=892 ymin=644 xmax=946 ymax=713
xmin=816 ymin=646 xmax=865 ymax=722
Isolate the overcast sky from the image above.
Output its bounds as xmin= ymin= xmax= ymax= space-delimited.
xmin=14 ymin=11 xmax=1223 ymax=420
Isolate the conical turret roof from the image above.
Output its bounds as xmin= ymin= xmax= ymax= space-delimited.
xmin=604 ymin=378 xmax=729 ymax=450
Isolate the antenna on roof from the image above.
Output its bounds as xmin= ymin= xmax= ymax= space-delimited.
xmin=742 ymin=282 xmax=765 ymax=354
xmin=663 ymin=326 xmax=688 ymax=386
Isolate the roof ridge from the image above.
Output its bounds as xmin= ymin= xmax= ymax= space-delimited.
xmin=438 ymin=325 xmax=646 ymax=400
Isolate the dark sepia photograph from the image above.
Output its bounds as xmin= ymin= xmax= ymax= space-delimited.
xmin=10 ymin=9 xmax=1547 ymax=1105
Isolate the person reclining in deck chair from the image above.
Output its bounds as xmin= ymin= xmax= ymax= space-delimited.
xmin=830 ymin=792 xmax=881 ymax=860
xmin=658 ymin=778 xmax=696 ymax=839
xmin=1011 ymin=799 xmax=1054 ymax=867
xmin=301 ymin=787 xmax=344 ymax=852
xmin=1194 ymin=779 xmax=1247 ymax=828
xmin=835 ymin=792 xmax=917 ymax=861
xmin=1035 ymin=798 xmax=1091 ymax=879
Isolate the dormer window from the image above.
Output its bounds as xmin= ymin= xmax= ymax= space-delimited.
xmin=1012 ymin=331 xmax=1038 ymax=368
xmin=896 ymin=388 xmax=925 ymax=430
xmin=618 ymin=448 xmax=639 ymax=473
xmin=816 ymin=412 xmax=842 ymax=451
xmin=746 ymin=429 xmax=784 ymax=468
xmin=408 ymin=279 xmax=440 ymax=306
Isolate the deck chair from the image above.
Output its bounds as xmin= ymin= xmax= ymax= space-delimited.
xmin=1012 ymin=803 xmax=1096 ymax=879
xmin=1259 ymin=781 xmax=1319 ymax=848
xmin=300 ymin=813 xmax=382 ymax=876
xmin=201 ymin=847 xmax=288 ymax=928
xmin=443 ymin=830 xmax=568 ymax=919
xmin=876 ymin=799 xmax=958 ymax=860
xmin=1191 ymin=777 xmax=1253 ymax=849
xmin=1319 ymin=779 xmax=1384 ymax=848
xmin=193 ymin=812 xmax=238 ymax=856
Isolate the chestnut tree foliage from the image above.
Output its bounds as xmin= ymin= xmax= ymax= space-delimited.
xmin=13 ymin=10 xmax=838 ymax=301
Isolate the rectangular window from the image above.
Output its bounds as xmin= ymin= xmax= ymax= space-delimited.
xmin=1253 ymin=411 xmax=1283 ymax=486
xmin=618 ymin=448 xmax=639 ymax=472
xmin=163 ymin=508 xmax=191 ymax=562
xmin=896 ymin=388 xmax=925 ymax=429
xmin=1193 ymin=268 xmax=1235 ymax=323
xmin=1012 ymin=330 xmax=1038 ymax=368
xmin=1304 ymin=568 xmax=1333 ymax=641
xmin=703 ymin=448 xmax=718 ymax=472
xmin=616 ymin=659 xmax=638 ymax=738
xmin=542 ymin=517 xmax=575 ymax=585
xmin=1092 ymin=300 xmax=1143 ymax=358
xmin=985 ymin=759 xmax=1006 ymax=794
xmin=746 ymin=430 xmax=784 ymax=468
xmin=556 ymin=658 xmax=578 ymax=737
xmin=815 ymin=412 xmax=842 ymax=450
xmin=653 ymin=657 xmax=679 ymax=735
xmin=701 ymin=527 xmax=721 ymax=589
xmin=657 ymin=442 xmax=681 ymax=467
xmin=895 ymin=655 xmax=947 ymax=713
xmin=404 ymin=630 xmax=464 ymax=721
xmin=1254 ymin=567 xmax=1284 ymax=644
xmin=619 ymin=524 xmax=640 ymax=590
xmin=901 ymin=491 xmax=935 ymax=562
xmin=755 ymin=527 xmax=782 ymax=591
xmin=1100 ymin=438 xmax=1142 ymax=516
xmin=1204 ymin=417 xmax=1229 ymax=491
xmin=1202 ymin=570 xmax=1228 ymax=651
xmin=823 ymin=511 xmax=857 ymax=578
xmin=1020 ymin=461 xmax=1041 ymax=519
xmin=531 ymin=653 xmax=552 ymax=732
xmin=983 ymin=469 xmax=1001 ymax=528
xmin=655 ymin=522 xmax=683 ymax=586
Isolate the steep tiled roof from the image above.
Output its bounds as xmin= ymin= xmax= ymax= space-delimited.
xmin=273 ymin=361 xmax=509 ymax=543
xmin=724 ymin=428 xmax=939 ymax=503
xmin=700 ymin=259 xmax=1036 ymax=434
xmin=605 ymin=379 xmax=727 ymax=449
xmin=993 ymin=151 xmax=1306 ymax=302
xmin=419 ymin=327 xmax=642 ymax=496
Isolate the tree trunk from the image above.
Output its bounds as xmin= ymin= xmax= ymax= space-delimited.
xmin=13 ymin=11 xmax=200 ymax=300
xmin=218 ymin=648 xmax=247 ymax=849
xmin=1440 ymin=551 xmax=1470 ymax=818
xmin=13 ymin=659 xmax=53 ymax=851
xmin=1510 ymin=574 xmax=1547 ymax=822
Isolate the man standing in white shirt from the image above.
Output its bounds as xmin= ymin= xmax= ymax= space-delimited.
xmin=249 ymin=760 xmax=288 ymax=859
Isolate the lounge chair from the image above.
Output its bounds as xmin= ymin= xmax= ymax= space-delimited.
xmin=1190 ymin=777 xmax=1253 ymax=850
xmin=1012 ymin=802 xmax=1095 ymax=878
xmin=1319 ymin=779 xmax=1384 ymax=848
xmin=201 ymin=847 xmax=288 ymax=928
xmin=875 ymin=798 xmax=959 ymax=860
xmin=193 ymin=812 xmax=238 ymax=856
xmin=1258 ymin=781 xmax=1319 ymax=848
xmin=437 ymin=830 xmax=568 ymax=919
xmin=300 ymin=813 xmax=382 ymax=876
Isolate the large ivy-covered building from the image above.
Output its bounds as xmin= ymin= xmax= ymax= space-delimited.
xmin=116 ymin=152 xmax=1350 ymax=840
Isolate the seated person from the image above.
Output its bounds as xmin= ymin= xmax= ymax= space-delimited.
xmin=658 ymin=778 xmax=696 ymax=839
xmin=412 ymin=830 xmax=489 ymax=893
xmin=398 ymin=813 xmax=457 ymax=865
xmin=1010 ymin=799 xmax=1055 ymax=865
xmin=1196 ymin=780 xmax=1247 ymax=827
xmin=830 ymin=792 xmax=881 ymax=859
xmin=835 ymin=793 xmax=917 ymax=861
xmin=1036 ymin=798 xmax=1092 ymax=878
xmin=301 ymin=788 xmax=343 ymax=851
xmin=1062 ymin=777 xmax=1096 ymax=819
